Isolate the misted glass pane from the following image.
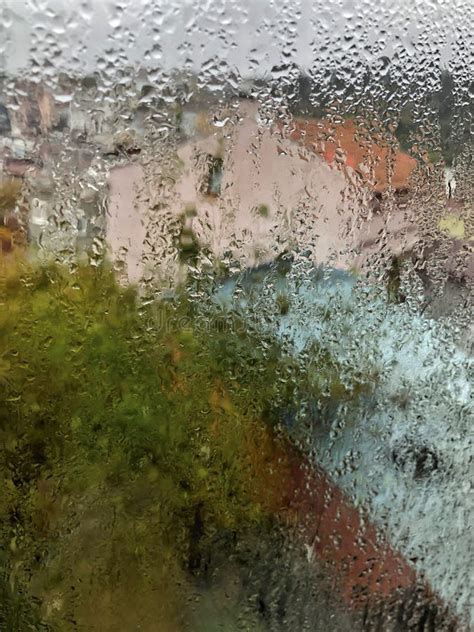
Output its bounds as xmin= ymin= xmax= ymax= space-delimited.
xmin=0 ymin=1 xmax=472 ymax=630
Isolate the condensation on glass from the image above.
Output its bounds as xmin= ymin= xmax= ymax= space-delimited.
xmin=0 ymin=1 xmax=472 ymax=631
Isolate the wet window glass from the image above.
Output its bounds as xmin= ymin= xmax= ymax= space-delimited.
xmin=0 ymin=1 xmax=472 ymax=630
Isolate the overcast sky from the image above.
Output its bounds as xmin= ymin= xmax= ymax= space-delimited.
xmin=0 ymin=0 xmax=470 ymax=81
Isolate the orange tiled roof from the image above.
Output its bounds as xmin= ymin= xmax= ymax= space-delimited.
xmin=289 ymin=117 xmax=417 ymax=193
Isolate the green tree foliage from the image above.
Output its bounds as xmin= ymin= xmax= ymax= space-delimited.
xmin=0 ymin=258 xmax=371 ymax=630
xmin=0 ymin=259 xmax=301 ymax=629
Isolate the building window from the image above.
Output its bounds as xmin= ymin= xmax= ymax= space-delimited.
xmin=203 ymin=155 xmax=223 ymax=197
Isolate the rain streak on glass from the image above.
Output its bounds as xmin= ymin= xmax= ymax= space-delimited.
xmin=0 ymin=1 xmax=472 ymax=630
